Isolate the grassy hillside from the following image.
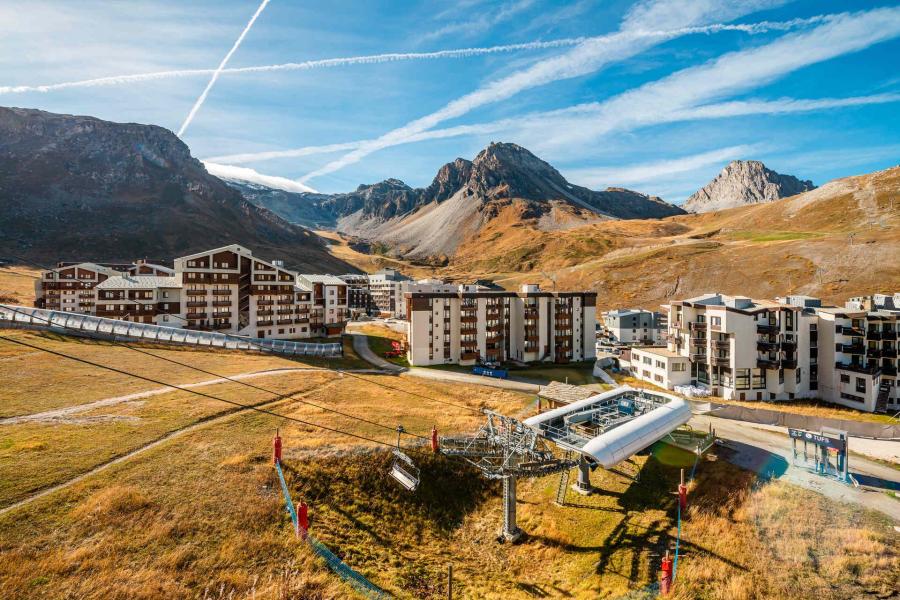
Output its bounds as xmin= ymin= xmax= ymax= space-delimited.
xmin=332 ymin=166 xmax=899 ymax=310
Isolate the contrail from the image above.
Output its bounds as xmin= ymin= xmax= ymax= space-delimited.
xmin=0 ymin=17 xmax=827 ymax=97
xmin=0 ymin=38 xmax=588 ymax=96
xmin=177 ymin=0 xmax=271 ymax=138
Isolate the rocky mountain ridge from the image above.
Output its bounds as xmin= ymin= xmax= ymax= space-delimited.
xmin=0 ymin=107 xmax=353 ymax=271
xmin=683 ymin=159 xmax=815 ymax=213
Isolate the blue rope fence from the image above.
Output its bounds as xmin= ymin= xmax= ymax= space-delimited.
xmin=275 ymin=461 xmax=387 ymax=599
xmin=672 ymin=451 xmax=701 ymax=583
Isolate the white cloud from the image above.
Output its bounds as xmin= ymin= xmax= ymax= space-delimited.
xmin=177 ymin=0 xmax=270 ymax=137
xmin=563 ymin=144 xmax=760 ymax=188
xmin=419 ymin=0 xmax=536 ymax=44
xmin=203 ymin=162 xmax=318 ymax=193
xmin=297 ymin=0 xmax=798 ymax=184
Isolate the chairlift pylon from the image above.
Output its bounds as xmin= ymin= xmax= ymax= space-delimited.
xmin=388 ymin=425 xmax=420 ymax=492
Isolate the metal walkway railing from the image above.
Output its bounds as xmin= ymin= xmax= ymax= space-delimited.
xmin=0 ymin=304 xmax=341 ymax=358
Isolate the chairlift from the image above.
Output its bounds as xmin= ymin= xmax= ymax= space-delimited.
xmin=388 ymin=425 xmax=420 ymax=492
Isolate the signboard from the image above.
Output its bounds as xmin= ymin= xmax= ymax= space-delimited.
xmin=618 ymin=397 xmax=635 ymax=415
xmin=788 ymin=428 xmax=846 ymax=452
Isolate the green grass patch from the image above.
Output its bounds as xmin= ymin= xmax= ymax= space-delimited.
xmin=726 ymin=230 xmax=824 ymax=243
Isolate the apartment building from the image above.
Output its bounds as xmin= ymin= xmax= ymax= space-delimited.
xmin=397 ymin=279 xmax=457 ymax=318
xmin=95 ymin=276 xmax=182 ymax=325
xmin=630 ymin=292 xmax=898 ymax=413
xmin=629 ymin=347 xmax=690 ymax=390
xmin=368 ymin=268 xmax=411 ymax=316
xmin=603 ymin=309 xmax=665 ymax=344
xmin=33 ymin=244 xmax=348 ymax=341
xmin=297 ymin=274 xmax=349 ymax=337
xmin=406 ymin=284 xmax=596 ymax=366
xmin=338 ymin=273 xmax=373 ymax=316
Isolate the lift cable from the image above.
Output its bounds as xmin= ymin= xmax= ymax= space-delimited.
xmin=0 ymin=302 xmax=429 ymax=439
xmin=0 ymin=333 xmax=441 ymax=457
xmin=1 ymin=257 xmax=482 ymax=416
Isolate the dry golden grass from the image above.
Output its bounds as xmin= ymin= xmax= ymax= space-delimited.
xmin=671 ymin=457 xmax=899 ymax=600
xmin=0 ymin=267 xmax=39 ymax=305
xmin=0 ymin=329 xmax=366 ymax=417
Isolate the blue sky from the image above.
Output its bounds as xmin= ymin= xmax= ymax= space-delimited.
xmin=1 ymin=0 xmax=898 ymax=202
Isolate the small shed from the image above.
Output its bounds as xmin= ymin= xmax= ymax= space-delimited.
xmin=537 ymin=381 xmax=595 ymax=411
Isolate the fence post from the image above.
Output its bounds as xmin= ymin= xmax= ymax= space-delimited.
xmin=678 ymin=468 xmax=687 ymax=514
xmin=447 ymin=563 xmax=453 ymax=600
xmin=431 ymin=426 xmax=439 ymax=453
xmin=660 ymin=550 xmax=673 ymax=595
xmin=273 ymin=429 xmax=282 ymax=465
xmin=298 ymin=501 xmax=309 ymax=539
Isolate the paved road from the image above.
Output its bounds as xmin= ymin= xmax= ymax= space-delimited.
xmin=349 ymin=332 xmax=541 ymax=393
xmin=692 ymin=414 xmax=900 ymax=521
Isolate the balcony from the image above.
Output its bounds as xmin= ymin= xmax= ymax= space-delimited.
xmin=257 ymin=319 xmax=274 ymax=327
xmin=212 ymin=300 xmax=231 ymax=307
xmin=210 ymin=322 xmax=231 ymax=330
xmin=867 ymin=349 xmax=882 ymax=359
xmin=212 ymin=311 xmax=230 ymax=318
xmin=486 ymin=324 xmax=503 ymax=333
xmin=277 ymin=299 xmax=293 ymax=305
xmin=866 ymin=330 xmax=882 ymax=340
xmin=781 ymin=359 xmax=798 ymax=369
xmin=690 ymin=353 xmax=708 ymax=361
xmin=690 ymin=322 xmax=707 ymax=331
xmin=841 ymin=344 xmax=865 ymax=354
xmin=212 ymin=289 xmax=232 ymax=296
xmin=757 ymin=340 xmax=778 ymax=352
xmin=834 ymin=362 xmax=880 ymax=376
xmin=277 ymin=308 xmax=293 ymax=315
xmin=756 ymin=323 xmax=778 ymax=335
xmin=780 ymin=338 xmax=797 ymax=351
xmin=461 ymin=315 xmax=477 ymax=324
xmin=257 ymin=310 xmax=274 ymax=317
xmin=840 ymin=325 xmax=865 ymax=337
xmin=711 ymin=340 xmax=730 ymax=350
xmin=757 ymin=358 xmax=780 ymax=369
xmin=882 ymin=330 xmax=897 ymax=341
xmin=257 ymin=299 xmax=274 ymax=306
xmin=277 ymin=318 xmax=293 ymax=325
xmin=187 ymin=301 xmax=207 ymax=308
xmin=882 ymin=364 xmax=898 ymax=376
xmin=185 ymin=312 xmax=206 ymax=319
xmin=294 ymin=317 xmax=309 ymax=324
xmin=882 ymin=348 xmax=898 ymax=358
xmin=186 ymin=290 xmax=207 ymax=296
xmin=710 ymin=356 xmax=730 ymax=367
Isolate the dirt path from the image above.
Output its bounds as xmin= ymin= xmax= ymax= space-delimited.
xmin=1 ymin=366 xmax=384 ymax=425
xmin=0 ymin=381 xmax=340 ymax=518
xmin=692 ymin=414 xmax=900 ymax=521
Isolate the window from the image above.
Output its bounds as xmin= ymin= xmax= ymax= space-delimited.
xmin=672 ymin=362 xmax=686 ymax=372
xmin=735 ymin=369 xmax=750 ymax=390
xmin=643 ymin=356 xmax=652 ymax=365
xmin=656 ymin=360 xmax=665 ymax=369
xmin=710 ymin=316 xmax=721 ymax=327
xmin=752 ymin=369 xmax=765 ymax=389
xmin=856 ymin=378 xmax=866 ymax=393
xmin=840 ymin=374 xmax=850 ymax=383
xmin=796 ymin=368 xmax=802 ymax=384
xmin=654 ymin=374 xmax=664 ymax=383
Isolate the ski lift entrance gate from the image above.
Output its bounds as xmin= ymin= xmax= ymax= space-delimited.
xmin=789 ymin=427 xmax=851 ymax=483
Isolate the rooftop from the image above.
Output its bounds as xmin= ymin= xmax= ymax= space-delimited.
xmin=632 ymin=346 xmax=683 ymax=358
xmin=537 ymin=381 xmax=595 ymax=405
xmin=298 ymin=274 xmax=346 ymax=285
xmin=96 ymin=276 xmax=180 ymax=290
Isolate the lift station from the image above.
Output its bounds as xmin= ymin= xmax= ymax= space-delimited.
xmin=435 ymin=386 xmax=695 ymax=541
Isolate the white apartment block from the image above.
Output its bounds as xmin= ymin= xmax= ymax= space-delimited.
xmin=602 ymin=309 xmax=665 ymax=344
xmin=406 ymin=284 xmax=596 ymax=367
xmin=367 ymin=268 xmax=411 ymax=317
xmin=629 ymin=292 xmax=898 ymax=413
xmin=629 ymin=347 xmax=690 ymax=390
xmin=35 ymin=244 xmax=348 ymax=341
xmin=397 ymin=279 xmax=458 ymax=319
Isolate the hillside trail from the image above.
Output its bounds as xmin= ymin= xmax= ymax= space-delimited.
xmin=1 ymin=366 xmax=383 ymax=425
xmin=0 ymin=380 xmax=342 ymax=517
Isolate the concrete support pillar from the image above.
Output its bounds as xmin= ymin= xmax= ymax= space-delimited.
xmin=501 ymin=476 xmax=523 ymax=542
xmin=573 ymin=456 xmax=595 ymax=495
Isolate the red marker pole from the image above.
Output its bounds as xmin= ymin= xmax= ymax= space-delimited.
xmin=660 ymin=550 xmax=673 ymax=595
xmin=273 ymin=429 xmax=282 ymax=465
xmin=678 ymin=468 xmax=688 ymax=514
xmin=431 ymin=425 xmax=439 ymax=453
xmin=298 ymin=501 xmax=309 ymax=539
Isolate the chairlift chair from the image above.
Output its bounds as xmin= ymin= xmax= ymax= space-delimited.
xmin=388 ymin=425 xmax=420 ymax=492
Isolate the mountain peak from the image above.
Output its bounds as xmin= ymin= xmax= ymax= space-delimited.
xmin=684 ymin=160 xmax=815 ymax=213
